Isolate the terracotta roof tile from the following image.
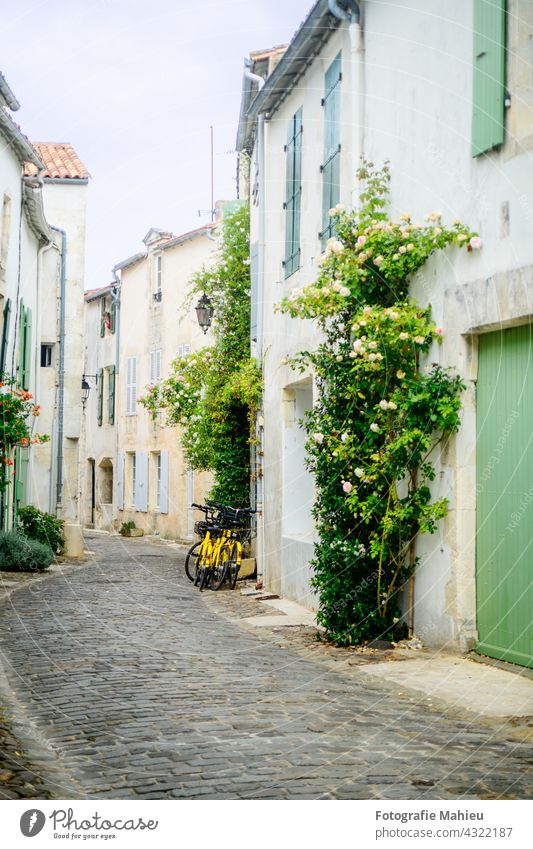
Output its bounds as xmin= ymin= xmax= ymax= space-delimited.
xmin=24 ymin=142 xmax=89 ymax=180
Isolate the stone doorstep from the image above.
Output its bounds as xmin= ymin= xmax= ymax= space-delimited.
xmin=360 ymin=655 xmax=533 ymax=719
xmin=241 ymin=596 xmax=318 ymax=629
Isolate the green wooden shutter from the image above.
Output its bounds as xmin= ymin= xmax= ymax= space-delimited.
xmin=22 ymin=307 xmax=32 ymax=390
xmin=0 ymin=298 xmax=11 ymax=376
xmin=283 ymin=108 xmax=303 ymax=278
xmin=100 ymin=298 xmax=106 ymax=337
xmin=320 ymin=53 xmax=342 ymax=246
xmin=108 ymin=365 xmax=115 ymax=425
xmin=97 ymin=367 xmax=104 ymax=426
xmin=18 ymin=303 xmax=25 ymax=385
xmin=476 ymin=325 xmax=533 ymax=668
xmin=472 ymin=0 xmax=506 ymax=157
xmin=110 ymin=299 xmax=116 ymax=334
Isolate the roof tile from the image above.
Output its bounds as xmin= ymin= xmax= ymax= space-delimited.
xmin=24 ymin=142 xmax=89 ymax=180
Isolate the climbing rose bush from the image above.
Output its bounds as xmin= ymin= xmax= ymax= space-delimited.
xmin=280 ymin=162 xmax=475 ymax=645
xmin=0 ymin=375 xmax=48 ymax=491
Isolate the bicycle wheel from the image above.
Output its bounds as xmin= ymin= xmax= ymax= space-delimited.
xmin=229 ymin=542 xmax=241 ymax=590
xmin=211 ymin=545 xmax=231 ymax=591
xmin=199 ymin=563 xmax=212 ymax=591
xmin=184 ymin=541 xmax=201 ymax=582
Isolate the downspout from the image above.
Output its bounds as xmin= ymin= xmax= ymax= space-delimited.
xmin=254 ymin=110 xmax=266 ymax=587
xmin=51 ymin=226 xmax=66 ymax=515
xmin=110 ymin=266 xmax=121 ymax=522
xmin=243 ymin=58 xmax=266 ymax=585
xmin=328 ymin=0 xmax=364 ymax=207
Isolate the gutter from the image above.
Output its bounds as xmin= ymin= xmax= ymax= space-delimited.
xmin=0 ymin=108 xmax=43 ymax=168
xmin=0 ymin=71 xmax=21 ymax=111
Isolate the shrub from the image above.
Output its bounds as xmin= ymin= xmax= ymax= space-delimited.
xmin=17 ymin=506 xmax=64 ymax=554
xmin=119 ymin=521 xmax=136 ymax=535
xmin=0 ymin=530 xmax=53 ymax=572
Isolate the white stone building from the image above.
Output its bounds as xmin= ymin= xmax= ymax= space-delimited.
xmin=238 ymin=0 xmax=533 ymax=666
xmin=25 ymin=142 xmax=89 ymax=542
xmin=84 ymin=223 xmax=216 ymax=539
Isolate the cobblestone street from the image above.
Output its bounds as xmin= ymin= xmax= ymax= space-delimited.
xmin=0 ymin=532 xmax=531 ymax=800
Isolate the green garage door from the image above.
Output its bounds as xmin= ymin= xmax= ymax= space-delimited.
xmin=476 ymin=324 xmax=533 ymax=668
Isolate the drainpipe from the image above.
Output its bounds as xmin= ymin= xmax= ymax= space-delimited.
xmin=254 ymin=109 xmax=266 ymax=587
xmin=328 ymin=0 xmax=364 ymax=206
xmin=51 ymin=226 xmax=66 ymax=515
xmin=244 ymin=59 xmax=265 ymax=92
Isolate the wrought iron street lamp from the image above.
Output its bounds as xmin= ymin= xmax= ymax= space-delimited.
xmin=195 ymin=293 xmax=214 ymax=334
xmin=81 ymin=374 xmax=98 ymax=404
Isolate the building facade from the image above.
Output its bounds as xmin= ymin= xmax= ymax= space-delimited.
xmin=238 ymin=0 xmax=533 ymax=666
xmin=1 ymin=75 xmax=89 ymax=549
xmin=25 ymin=143 xmax=89 ymax=540
xmin=83 ymin=224 xmax=216 ymax=539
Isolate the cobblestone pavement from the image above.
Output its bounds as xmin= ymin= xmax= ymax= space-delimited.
xmin=0 ymin=532 xmax=531 ymax=800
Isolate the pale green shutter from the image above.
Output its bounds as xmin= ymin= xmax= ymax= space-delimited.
xmin=22 ymin=307 xmax=32 ymax=390
xmin=283 ymin=108 xmax=303 ymax=278
xmin=108 ymin=365 xmax=115 ymax=425
xmin=472 ymin=0 xmax=506 ymax=156
xmin=100 ymin=298 xmax=106 ymax=337
xmin=97 ymin=367 xmax=104 ymax=426
xmin=320 ymin=53 xmax=342 ymax=246
xmin=110 ymin=299 xmax=116 ymax=334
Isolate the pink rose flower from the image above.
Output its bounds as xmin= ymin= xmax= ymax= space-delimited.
xmin=342 ymin=481 xmax=353 ymax=493
xmin=469 ymin=236 xmax=482 ymax=250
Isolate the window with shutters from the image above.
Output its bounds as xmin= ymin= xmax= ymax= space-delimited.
xmin=472 ymin=0 xmax=506 ymax=157
xmin=283 ymin=108 xmax=303 ymax=278
xmin=319 ymin=53 xmax=342 ymax=247
xmin=100 ymin=297 xmax=106 ymax=337
xmin=97 ymin=367 xmax=104 ymax=426
xmin=126 ymin=356 xmax=137 ymax=415
xmin=176 ymin=343 xmax=191 ymax=358
xmin=108 ymin=365 xmax=115 ymax=425
xmin=149 ymin=349 xmax=162 ymax=382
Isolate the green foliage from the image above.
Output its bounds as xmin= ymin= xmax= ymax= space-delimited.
xmin=119 ymin=521 xmax=136 ymax=535
xmin=17 ymin=506 xmax=64 ymax=554
xmin=280 ymin=162 xmax=474 ymax=645
xmin=0 ymin=530 xmax=53 ymax=572
xmin=139 ymin=205 xmax=261 ymax=505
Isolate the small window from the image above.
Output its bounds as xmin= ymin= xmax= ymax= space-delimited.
xmin=131 ymin=453 xmax=137 ymax=507
xmin=40 ymin=344 xmax=53 ymax=367
xmin=154 ymin=452 xmax=162 ymax=510
xmin=176 ymin=343 xmax=191 ymax=358
xmin=154 ymin=254 xmax=163 ymax=301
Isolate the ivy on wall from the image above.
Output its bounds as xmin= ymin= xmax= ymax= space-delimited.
xmin=140 ymin=205 xmax=261 ymax=506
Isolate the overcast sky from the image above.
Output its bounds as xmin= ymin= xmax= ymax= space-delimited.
xmin=2 ymin=0 xmax=311 ymax=288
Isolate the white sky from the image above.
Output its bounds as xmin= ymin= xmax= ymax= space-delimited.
xmin=2 ymin=0 xmax=312 ymax=288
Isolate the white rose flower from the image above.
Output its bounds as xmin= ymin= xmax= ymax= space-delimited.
xmin=355 ymin=468 xmax=364 ymax=478
xmin=370 ymin=423 xmax=379 ymax=433
xmin=313 ymin=433 xmax=324 ymax=444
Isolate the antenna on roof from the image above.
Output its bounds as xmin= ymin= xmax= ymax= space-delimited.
xmin=197 ymin=126 xmax=216 ymax=221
